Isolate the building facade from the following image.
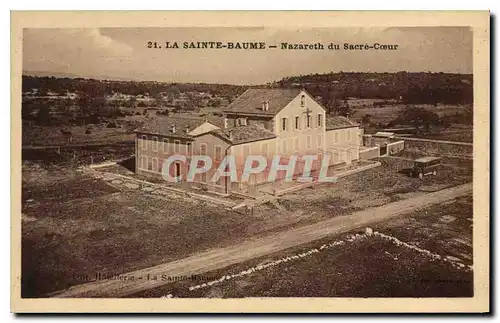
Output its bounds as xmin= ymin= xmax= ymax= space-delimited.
xmin=135 ymin=88 xmax=363 ymax=194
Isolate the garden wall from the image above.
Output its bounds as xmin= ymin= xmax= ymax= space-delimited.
xmin=359 ymin=146 xmax=380 ymax=160
xmin=394 ymin=137 xmax=473 ymax=158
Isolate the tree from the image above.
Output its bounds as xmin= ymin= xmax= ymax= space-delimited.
xmin=361 ymin=114 xmax=372 ymax=125
xmin=321 ymin=88 xmax=339 ymax=115
xmin=396 ymin=106 xmax=440 ymax=132
xmin=35 ymin=105 xmax=50 ymax=125
xmin=336 ymin=102 xmax=352 ymax=118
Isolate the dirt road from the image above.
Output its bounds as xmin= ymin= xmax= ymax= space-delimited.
xmin=53 ymin=182 xmax=472 ymax=298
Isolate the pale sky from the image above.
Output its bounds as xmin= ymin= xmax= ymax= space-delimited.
xmin=23 ymin=27 xmax=472 ymax=85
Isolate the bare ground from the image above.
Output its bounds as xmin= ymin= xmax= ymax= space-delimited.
xmin=21 ymin=152 xmax=472 ymax=298
xmin=140 ymin=193 xmax=473 ymax=298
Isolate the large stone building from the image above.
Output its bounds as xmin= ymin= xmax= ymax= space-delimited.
xmin=135 ymin=88 xmax=363 ymax=195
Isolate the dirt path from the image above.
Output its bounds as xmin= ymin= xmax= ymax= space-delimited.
xmin=53 ymin=182 xmax=472 ymax=298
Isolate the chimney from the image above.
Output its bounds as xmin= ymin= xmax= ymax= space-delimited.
xmin=223 ymin=116 xmax=228 ymax=129
xmin=228 ymin=130 xmax=233 ymax=141
xmin=185 ymin=125 xmax=190 ymax=133
xmin=262 ymin=101 xmax=269 ymax=111
xmin=171 ymin=124 xmax=176 ymax=133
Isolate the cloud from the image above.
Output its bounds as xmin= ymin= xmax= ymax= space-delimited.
xmin=23 ymin=27 xmax=472 ymax=84
xmin=23 ymin=28 xmax=133 ymax=74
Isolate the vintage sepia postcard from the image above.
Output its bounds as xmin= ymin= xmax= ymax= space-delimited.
xmin=11 ymin=11 xmax=490 ymax=313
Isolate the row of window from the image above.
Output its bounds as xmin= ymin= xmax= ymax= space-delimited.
xmin=138 ymin=155 xmax=223 ymax=186
xmin=140 ymin=129 xmax=355 ymax=159
xmin=140 ymin=135 xmax=187 ymax=153
xmin=139 ymin=156 xmax=163 ymax=173
xmin=139 ymin=135 xmax=224 ymax=160
xmin=281 ymin=113 xmax=323 ymax=132
xmin=138 ymin=150 xmax=350 ymax=173
xmin=332 ymin=128 xmax=356 ymax=143
xmin=239 ymin=129 xmax=356 ymax=156
xmin=239 ymin=135 xmax=323 ymax=157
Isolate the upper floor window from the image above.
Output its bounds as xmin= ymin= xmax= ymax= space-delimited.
xmin=300 ymin=95 xmax=305 ymax=107
xmin=163 ymin=138 xmax=169 ymax=152
xmin=307 ymin=115 xmax=312 ymax=128
xmin=281 ymin=117 xmax=288 ymax=132
xmin=152 ymin=136 xmax=158 ymax=151
xmin=237 ymin=118 xmax=247 ymax=126
xmin=174 ymin=140 xmax=181 ymax=153
xmin=141 ymin=135 xmax=148 ymax=149
xmin=317 ymin=114 xmax=323 ymax=127
xmin=215 ymin=145 xmax=222 ymax=161
xmin=295 ymin=116 xmax=300 ymax=130
xmin=243 ymin=144 xmax=250 ymax=156
xmin=200 ymin=143 xmax=207 ymax=155
xmin=261 ymin=143 xmax=268 ymax=156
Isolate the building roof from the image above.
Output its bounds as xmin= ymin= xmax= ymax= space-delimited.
xmin=212 ymin=123 xmax=276 ymax=145
xmin=325 ymin=116 xmax=359 ymax=130
xmin=223 ymin=88 xmax=302 ymax=116
xmin=414 ymin=156 xmax=441 ymax=163
xmin=373 ymin=131 xmax=395 ymax=138
xmin=135 ymin=116 xmax=217 ymax=139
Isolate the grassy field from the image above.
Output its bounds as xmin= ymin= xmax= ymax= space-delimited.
xmin=138 ymin=193 xmax=473 ymax=298
xmin=22 ymin=144 xmax=134 ymax=167
xmin=352 ymin=103 xmax=467 ymax=125
xmin=416 ymin=131 xmax=473 ymax=143
xmin=22 ymin=110 xmax=219 ymax=147
xmin=374 ymin=195 xmax=473 ymax=265
xmin=277 ymin=155 xmax=472 ymax=221
xmin=22 ymin=166 xmax=258 ymax=297
xmin=22 ymin=124 xmax=135 ymax=146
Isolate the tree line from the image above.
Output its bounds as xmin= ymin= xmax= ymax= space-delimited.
xmin=274 ymin=71 xmax=473 ymax=106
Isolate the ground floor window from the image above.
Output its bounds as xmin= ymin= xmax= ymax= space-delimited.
xmin=158 ymin=159 xmax=163 ymax=172
xmin=140 ymin=156 xmax=147 ymax=170
xmin=147 ymin=157 xmax=152 ymax=171
xmin=152 ymin=157 xmax=158 ymax=173
xmin=281 ymin=140 xmax=287 ymax=154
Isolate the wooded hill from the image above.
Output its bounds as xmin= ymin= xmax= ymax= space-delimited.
xmin=272 ymin=71 xmax=473 ymax=105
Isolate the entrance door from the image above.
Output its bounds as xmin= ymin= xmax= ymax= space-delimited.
xmin=175 ymin=162 xmax=181 ymax=181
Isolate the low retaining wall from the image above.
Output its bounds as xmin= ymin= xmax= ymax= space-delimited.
xmin=387 ymin=140 xmax=405 ymax=155
xmin=395 ymin=137 xmax=472 ymax=158
xmin=359 ymin=146 xmax=380 ymax=160
xmin=88 ymin=161 xmax=118 ymax=169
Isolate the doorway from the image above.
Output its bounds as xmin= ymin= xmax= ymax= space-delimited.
xmin=174 ymin=162 xmax=181 ymax=181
